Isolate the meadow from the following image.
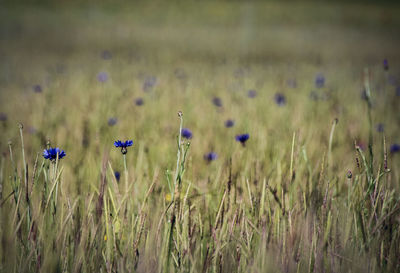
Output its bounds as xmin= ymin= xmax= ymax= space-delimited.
xmin=0 ymin=1 xmax=400 ymax=272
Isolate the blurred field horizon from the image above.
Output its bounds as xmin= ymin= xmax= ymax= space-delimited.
xmin=1 ymin=1 xmax=400 ymax=272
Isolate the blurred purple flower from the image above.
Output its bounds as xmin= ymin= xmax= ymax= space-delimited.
xmin=101 ymin=50 xmax=112 ymax=60
xmin=383 ymin=59 xmax=389 ymax=71
xmin=135 ymin=98 xmax=144 ymax=106
xmin=225 ymin=119 xmax=235 ymax=128
xmin=181 ymin=128 xmax=192 ymax=139
xmin=142 ymin=76 xmax=157 ymax=92
xmin=390 ymin=143 xmax=400 ymax=154
xmin=0 ymin=112 xmax=7 ymax=122
xmin=212 ymin=97 xmax=223 ymax=107
xmin=204 ymin=152 xmax=218 ymax=162
xmin=247 ymin=89 xmax=257 ymax=98
xmin=33 ymin=84 xmax=42 ymax=93
xmin=274 ymin=93 xmax=286 ymax=106
xmin=114 ymin=171 xmax=121 ymax=182
xmin=396 ymin=86 xmax=400 ymax=96
xmin=97 ymin=72 xmax=109 ymax=82
xmin=376 ymin=123 xmax=384 ymax=133
xmin=236 ymin=134 xmax=249 ymax=146
xmin=315 ymin=74 xmax=325 ymax=88
xmin=108 ymin=117 xmax=118 ymax=126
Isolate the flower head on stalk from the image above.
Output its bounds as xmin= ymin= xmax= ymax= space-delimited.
xmin=114 ymin=140 xmax=133 ymax=154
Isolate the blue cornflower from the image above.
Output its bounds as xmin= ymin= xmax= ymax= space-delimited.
xmin=33 ymin=84 xmax=42 ymax=93
xmin=135 ymin=97 xmax=144 ymax=106
xmin=0 ymin=112 xmax=7 ymax=122
xmin=315 ymin=74 xmax=325 ymax=88
xmin=114 ymin=171 xmax=121 ymax=182
xmin=236 ymin=134 xmax=250 ymax=146
xmin=43 ymin=147 xmax=66 ymax=161
xmin=108 ymin=117 xmax=118 ymax=126
xmin=212 ymin=97 xmax=223 ymax=107
xmin=383 ymin=59 xmax=389 ymax=71
xmin=376 ymin=123 xmax=384 ymax=133
xmin=390 ymin=143 xmax=400 ymax=154
xmin=181 ymin=128 xmax=192 ymax=139
xmin=274 ymin=93 xmax=286 ymax=106
xmin=101 ymin=50 xmax=112 ymax=60
xmin=97 ymin=72 xmax=109 ymax=82
xmin=204 ymin=152 xmax=218 ymax=162
xmin=142 ymin=76 xmax=157 ymax=92
xmin=114 ymin=140 xmax=133 ymax=154
xmin=225 ymin=119 xmax=235 ymax=128
xmin=247 ymin=89 xmax=257 ymax=98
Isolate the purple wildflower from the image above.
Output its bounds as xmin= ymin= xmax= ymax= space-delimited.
xmin=225 ymin=119 xmax=235 ymax=128
xmin=101 ymin=50 xmax=112 ymax=60
xmin=181 ymin=128 xmax=193 ymax=139
xmin=274 ymin=93 xmax=286 ymax=106
xmin=114 ymin=171 xmax=121 ymax=182
xmin=135 ymin=98 xmax=144 ymax=106
xmin=390 ymin=144 xmax=400 ymax=154
xmin=142 ymin=76 xmax=157 ymax=92
xmin=43 ymin=147 xmax=66 ymax=161
xmin=33 ymin=84 xmax=42 ymax=93
xmin=315 ymin=74 xmax=325 ymax=88
xmin=97 ymin=72 xmax=109 ymax=82
xmin=204 ymin=152 xmax=218 ymax=162
xmin=212 ymin=97 xmax=223 ymax=107
xmin=108 ymin=117 xmax=118 ymax=126
xmin=236 ymin=134 xmax=250 ymax=146
xmin=376 ymin=123 xmax=384 ymax=133
xmin=114 ymin=140 xmax=133 ymax=154
xmin=383 ymin=59 xmax=389 ymax=71
xmin=247 ymin=89 xmax=257 ymax=98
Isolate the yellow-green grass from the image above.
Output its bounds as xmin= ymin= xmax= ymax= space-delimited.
xmin=0 ymin=2 xmax=399 ymax=272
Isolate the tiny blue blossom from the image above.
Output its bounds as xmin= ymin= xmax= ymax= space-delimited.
xmin=101 ymin=50 xmax=112 ymax=60
xmin=274 ymin=93 xmax=286 ymax=106
xmin=114 ymin=140 xmax=133 ymax=154
xmin=225 ymin=119 xmax=235 ymax=128
xmin=142 ymin=76 xmax=157 ymax=92
xmin=204 ymin=152 xmax=218 ymax=162
xmin=181 ymin=128 xmax=192 ymax=139
xmin=383 ymin=59 xmax=389 ymax=71
xmin=114 ymin=171 xmax=121 ymax=182
xmin=33 ymin=84 xmax=42 ymax=93
xmin=247 ymin=89 xmax=257 ymax=98
xmin=0 ymin=112 xmax=7 ymax=122
xmin=135 ymin=98 xmax=144 ymax=106
xmin=97 ymin=72 xmax=109 ymax=82
xmin=108 ymin=117 xmax=118 ymax=126
xmin=43 ymin=147 xmax=66 ymax=161
xmin=376 ymin=123 xmax=384 ymax=133
xmin=390 ymin=144 xmax=400 ymax=154
xmin=315 ymin=74 xmax=325 ymax=88
xmin=212 ymin=97 xmax=223 ymax=107
xmin=236 ymin=134 xmax=250 ymax=146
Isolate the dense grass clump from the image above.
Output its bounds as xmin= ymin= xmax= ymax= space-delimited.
xmin=1 ymin=2 xmax=400 ymax=272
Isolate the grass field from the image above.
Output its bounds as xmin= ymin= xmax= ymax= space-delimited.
xmin=1 ymin=1 xmax=400 ymax=272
